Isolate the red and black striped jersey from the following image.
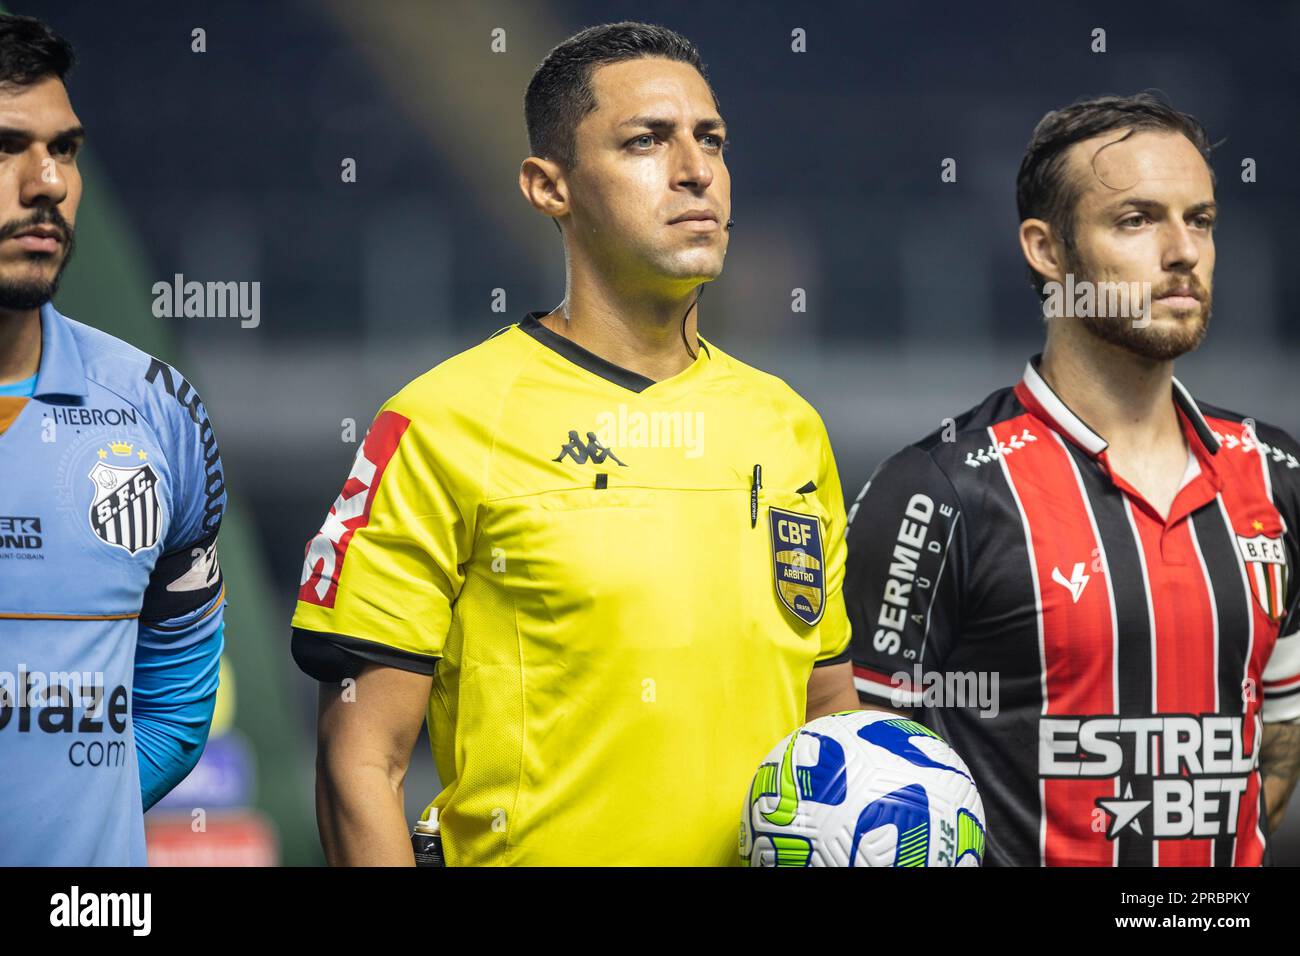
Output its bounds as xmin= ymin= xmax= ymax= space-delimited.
xmin=846 ymin=355 xmax=1300 ymax=867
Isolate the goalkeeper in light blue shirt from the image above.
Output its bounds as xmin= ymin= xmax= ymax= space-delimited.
xmin=0 ymin=13 xmax=227 ymax=865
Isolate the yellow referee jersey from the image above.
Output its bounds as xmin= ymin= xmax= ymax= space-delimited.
xmin=291 ymin=312 xmax=851 ymax=865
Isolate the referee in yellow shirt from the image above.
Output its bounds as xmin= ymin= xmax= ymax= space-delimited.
xmin=290 ymin=20 xmax=858 ymax=866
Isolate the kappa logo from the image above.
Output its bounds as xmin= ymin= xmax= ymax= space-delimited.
xmin=963 ymin=428 xmax=1037 ymax=468
xmin=552 ymin=430 xmax=627 ymax=466
xmin=1051 ymin=562 xmax=1090 ymax=603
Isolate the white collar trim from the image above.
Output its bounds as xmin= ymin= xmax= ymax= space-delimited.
xmin=1020 ymin=359 xmax=1220 ymax=458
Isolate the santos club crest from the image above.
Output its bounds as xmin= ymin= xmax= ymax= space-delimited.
xmin=769 ymin=507 xmax=825 ymax=625
xmin=88 ymin=459 xmax=162 ymax=554
xmin=1236 ymin=531 xmax=1288 ymax=623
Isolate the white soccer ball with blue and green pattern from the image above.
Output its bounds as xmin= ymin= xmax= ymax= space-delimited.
xmin=741 ymin=710 xmax=986 ymax=867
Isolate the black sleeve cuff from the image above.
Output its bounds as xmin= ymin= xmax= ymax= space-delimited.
xmin=291 ymin=628 xmax=439 ymax=682
xmin=813 ymin=644 xmax=851 ymax=667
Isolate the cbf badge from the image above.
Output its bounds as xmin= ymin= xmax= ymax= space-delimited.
xmin=88 ymin=445 xmax=162 ymax=555
xmin=769 ymin=507 xmax=825 ymax=625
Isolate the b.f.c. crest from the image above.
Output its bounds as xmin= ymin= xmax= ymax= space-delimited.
xmin=769 ymin=507 xmax=825 ymax=625
xmin=88 ymin=460 xmax=162 ymax=554
xmin=1236 ymin=531 xmax=1288 ymax=623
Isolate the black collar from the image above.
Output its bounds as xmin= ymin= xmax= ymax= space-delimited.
xmin=517 ymin=311 xmax=709 ymax=394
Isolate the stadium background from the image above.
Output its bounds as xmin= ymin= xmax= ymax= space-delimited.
xmin=17 ymin=0 xmax=1300 ymax=865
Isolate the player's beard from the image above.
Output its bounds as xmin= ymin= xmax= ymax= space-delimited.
xmin=0 ymin=209 xmax=77 ymax=311
xmin=1062 ymin=244 xmax=1211 ymax=362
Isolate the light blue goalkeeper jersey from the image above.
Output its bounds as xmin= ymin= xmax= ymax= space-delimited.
xmin=0 ymin=303 xmax=227 ymax=865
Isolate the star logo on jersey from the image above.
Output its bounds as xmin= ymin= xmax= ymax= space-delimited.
xmin=552 ymin=430 xmax=627 ymax=466
xmin=1235 ymin=531 xmax=1288 ymax=622
xmin=769 ymin=507 xmax=825 ymax=625
xmin=87 ymin=460 xmax=162 ymax=555
xmin=1051 ymin=562 xmax=1090 ymax=603
xmin=1096 ymin=783 xmax=1150 ymax=839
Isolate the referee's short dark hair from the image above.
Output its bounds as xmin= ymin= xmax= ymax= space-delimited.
xmin=1016 ymin=92 xmax=1216 ymax=297
xmin=0 ymin=13 xmax=74 ymax=89
xmin=524 ymin=21 xmax=717 ymax=171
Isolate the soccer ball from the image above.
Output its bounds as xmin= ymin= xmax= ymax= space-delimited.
xmin=740 ymin=710 xmax=986 ymax=866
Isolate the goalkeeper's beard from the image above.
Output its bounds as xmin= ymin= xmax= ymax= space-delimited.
xmin=0 ymin=214 xmax=77 ymax=311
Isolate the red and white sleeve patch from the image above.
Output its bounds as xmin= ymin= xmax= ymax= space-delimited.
xmin=853 ymin=663 xmax=919 ymax=708
xmin=1262 ymin=630 xmax=1300 ymax=723
xmin=298 ymin=410 xmax=411 ymax=608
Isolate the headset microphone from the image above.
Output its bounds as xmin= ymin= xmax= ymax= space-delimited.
xmin=678 ymin=219 xmax=729 ymax=357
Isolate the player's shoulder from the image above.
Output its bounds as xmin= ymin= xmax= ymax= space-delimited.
xmin=65 ymin=314 xmax=213 ymax=435
xmin=875 ymin=385 xmax=1027 ymax=493
xmin=1193 ymin=396 xmax=1300 ymax=483
xmin=1195 ymin=399 xmax=1300 ymax=455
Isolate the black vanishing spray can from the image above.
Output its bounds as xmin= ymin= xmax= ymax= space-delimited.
xmin=411 ymin=810 xmax=445 ymax=867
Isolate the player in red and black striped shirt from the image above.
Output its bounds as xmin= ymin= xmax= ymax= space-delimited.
xmin=846 ymin=94 xmax=1300 ymax=866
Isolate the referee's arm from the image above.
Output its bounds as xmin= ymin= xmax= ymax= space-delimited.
xmin=806 ymin=662 xmax=859 ymax=720
xmin=315 ymin=661 xmax=432 ymax=866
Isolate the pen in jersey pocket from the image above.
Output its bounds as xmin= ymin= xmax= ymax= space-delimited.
xmin=751 ymin=464 xmax=762 ymax=528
